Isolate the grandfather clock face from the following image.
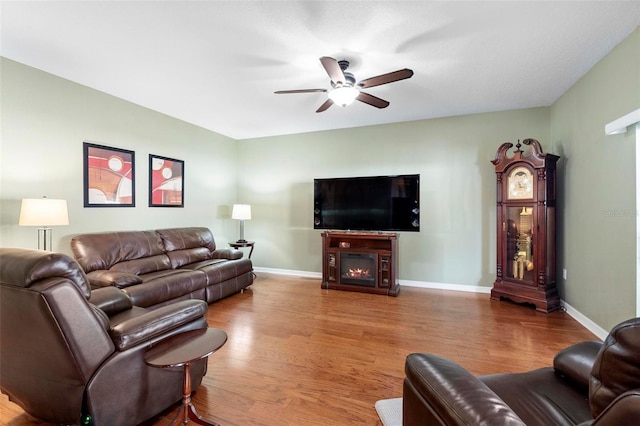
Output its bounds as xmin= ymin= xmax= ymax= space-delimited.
xmin=507 ymin=166 xmax=533 ymax=200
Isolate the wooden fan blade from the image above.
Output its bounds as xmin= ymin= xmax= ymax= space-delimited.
xmin=316 ymin=98 xmax=334 ymax=113
xmin=356 ymin=92 xmax=390 ymax=109
xmin=274 ymin=89 xmax=327 ymax=94
xmin=319 ymin=57 xmax=345 ymax=84
xmin=358 ymin=68 xmax=414 ymax=89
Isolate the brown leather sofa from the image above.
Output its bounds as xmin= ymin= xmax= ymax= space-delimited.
xmin=0 ymin=248 xmax=210 ymax=426
xmin=71 ymin=227 xmax=254 ymax=309
xmin=403 ymin=317 xmax=640 ymax=425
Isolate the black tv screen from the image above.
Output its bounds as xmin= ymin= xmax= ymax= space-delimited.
xmin=314 ymin=174 xmax=420 ymax=232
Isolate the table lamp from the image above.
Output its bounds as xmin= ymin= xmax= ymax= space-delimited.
xmin=19 ymin=197 xmax=69 ymax=251
xmin=231 ymin=204 xmax=251 ymax=243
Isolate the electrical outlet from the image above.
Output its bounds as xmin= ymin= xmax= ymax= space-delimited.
xmin=563 ymin=268 xmax=567 ymax=280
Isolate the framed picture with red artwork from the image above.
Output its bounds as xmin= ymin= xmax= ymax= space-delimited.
xmin=83 ymin=142 xmax=135 ymax=207
xmin=149 ymin=154 xmax=184 ymax=207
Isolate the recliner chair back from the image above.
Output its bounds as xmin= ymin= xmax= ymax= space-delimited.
xmin=0 ymin=249 xmax=114 ymax=424
xmin=589 ymin=316 xmax=640 ymax=418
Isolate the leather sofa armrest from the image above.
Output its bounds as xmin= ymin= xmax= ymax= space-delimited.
xmin=211 ymin=248 xmax=243 ymax=260
xmin=89 ymin=286 xmax=133 ymax=316
xmin=591 ymin=390 xmax=640 ymax=425
xmin=89 ymin=304 xmax=111 ymax=332
xmin=86 ymin=270 xmax=143 ymax=289
xmin=109 ymin=300 xmax=208 ymax=351
xmin=553 ymin=341 xmax=602 ymax=392
xmin=404 ymin=353 xmax=526 ymax=426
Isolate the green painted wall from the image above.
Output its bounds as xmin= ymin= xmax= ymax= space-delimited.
xmin=550 ymin=27 xmax=640 ymax=330
xmin=238 ymin=108 xmax=551 ymax=286
xmin=0 ymin=58 xmax=240 ymax=253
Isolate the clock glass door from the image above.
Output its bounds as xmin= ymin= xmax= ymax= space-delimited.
xmin=505 ymin=206 xmax=535 ymax=284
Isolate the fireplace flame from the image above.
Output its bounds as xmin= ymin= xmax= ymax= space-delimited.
xmin=345 ymin=268 xmax=371 ymax=279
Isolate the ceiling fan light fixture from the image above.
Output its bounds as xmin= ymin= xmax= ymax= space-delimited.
xmin=328 ymin=85 xmax=359 ymax=107
xmin=276 ymin=57 xmax=412 ymax=112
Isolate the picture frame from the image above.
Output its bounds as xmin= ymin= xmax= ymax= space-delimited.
xmin=149 ymin=154 xmax=184 ymax=207
xmin=83 ymin=142 xmax=135 ymax=207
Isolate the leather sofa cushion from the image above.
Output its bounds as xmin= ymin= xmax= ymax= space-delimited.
xmin=481 ymin=368 xmax=592 ymax=425
xmin=554 ymin=341 xmax=602 ymax=393
xmin=212 ymin=248 xmax=243 ymax=260
xmin=157 ymin=227 xmax=216 ymax=252
xmin=589 ymin=317 xmax=640 ymax=418
xmin=0 ymin=249 xmax=91 ymax=298
xmin=184 ymin=258 xmax=253 ymax=284
xmin=168 ymin=247 xmax=212 ymax=269
xmin=109 ymin=254 xmax=172 ymax=275
xmin=123 ymin=270 xmax=207 ymax=308
xmin=108 ymin=300 xmax=208 ymax=351
xmin=86 ymin=270 xmax=143 ymax=289
xmin=71 ymin=230 xmax=166 ymax=272
xmin=157 ymin=228 xmax=219 ymax=268
xmin=89 ymin=286 xmax=133 ymax=316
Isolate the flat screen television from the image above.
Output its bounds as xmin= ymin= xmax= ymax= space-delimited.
xmin=313 ymin=174 xmax=420 ymax=232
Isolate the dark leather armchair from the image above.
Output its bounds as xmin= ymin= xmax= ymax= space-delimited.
xmin=0 ymin=248 xmax=210 ymax=425
xmin=403 ymin=317 xmax=640 ymax=425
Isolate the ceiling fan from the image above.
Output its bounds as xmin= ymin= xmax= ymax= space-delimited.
xmin=274 ymin=56 xmax=414 ymax=113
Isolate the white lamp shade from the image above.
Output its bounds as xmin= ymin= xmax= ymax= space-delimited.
xmin=19 ymin=198 xmax=69 ymax=226
xmin=232 ymin=204 xmax=251 ymax=220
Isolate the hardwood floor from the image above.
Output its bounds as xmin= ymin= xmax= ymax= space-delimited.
xmin=1 ymin=273 xmax=599 ymax=425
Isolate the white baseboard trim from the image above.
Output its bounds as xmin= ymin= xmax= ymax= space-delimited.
xmin=253 ymin=266 xmax=322 ymax=279
xmin=399 ymin=279 xmax=492 ymax=294
xmin=561 ymin=300 xmax=608 ymax=340
xmin=253 ymin=267 xmax=605 ymax=339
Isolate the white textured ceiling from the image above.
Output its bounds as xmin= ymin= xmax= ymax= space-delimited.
xmin=1 ymin=1 xmax=639 ymax=140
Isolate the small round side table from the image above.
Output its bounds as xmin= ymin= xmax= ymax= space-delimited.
xmin=145 ymin=328 xmax=228 ymax=426
xmin=229 ymin=240 xmax=255 ymax=259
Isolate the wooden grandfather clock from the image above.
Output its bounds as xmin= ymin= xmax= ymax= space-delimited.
xmin=491 ymin=139 xmax=560 ymax=313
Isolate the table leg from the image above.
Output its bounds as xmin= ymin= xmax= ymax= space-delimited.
xmin=167 ymin=363 xmax=220 ymax=426
xmin=186 ymin=403 xmax=220 ymax=426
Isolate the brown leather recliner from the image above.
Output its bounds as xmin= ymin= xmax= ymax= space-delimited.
xmin=403 ymin=317 xmax=640 ymax=425
xmin=0 ymin=248 xmax=210 ymax=426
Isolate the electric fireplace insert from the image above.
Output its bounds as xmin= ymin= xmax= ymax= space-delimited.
xmin=340 ymin=252 xmax=377 ymax=287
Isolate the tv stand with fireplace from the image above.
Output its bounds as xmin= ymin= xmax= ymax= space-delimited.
xmin=321 ymin=231 xmax=399 ymax=296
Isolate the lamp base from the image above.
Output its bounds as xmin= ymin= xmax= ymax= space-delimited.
xmin=237 ymin=220 xmax=248 ymax=245
xmin=38 ymin=227 xmax=53 ymax=251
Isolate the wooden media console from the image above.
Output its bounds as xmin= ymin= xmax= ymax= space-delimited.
xmin=321 ymin=231 xmax=399 ymax=296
